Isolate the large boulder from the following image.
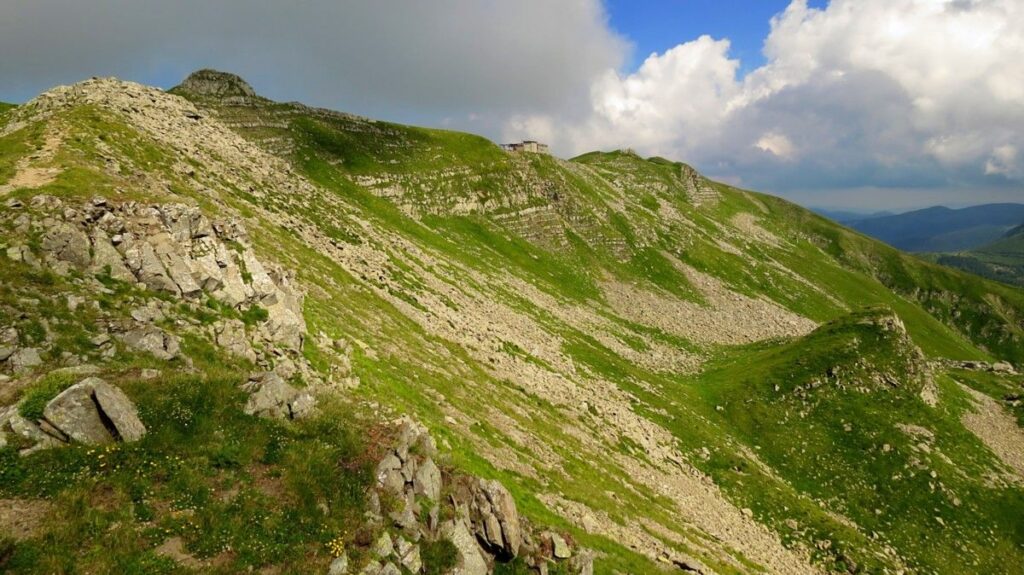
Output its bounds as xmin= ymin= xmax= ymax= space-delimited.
xmin=41 ymin=377 xmax=146 ymax=444
xmin=414 ymin=457 xmax=442 ymax=501
xmin=89 ymin=229 xmax=135 ymax=281
xmin=468 ymin=479 xmax=522 ymax=559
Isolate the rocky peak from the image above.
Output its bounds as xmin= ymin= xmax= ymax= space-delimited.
xmin=172 ymin=69 xmax=258 ymax=102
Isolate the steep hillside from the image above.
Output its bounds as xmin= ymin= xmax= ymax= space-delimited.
xmin=847 ymin=203 xmax=1024 ymax=252
xmin=1 ymin=71 xmax=1023 ymax=575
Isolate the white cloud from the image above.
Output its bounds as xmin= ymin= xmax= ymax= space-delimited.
xmin=755 ymin=132 xmax=797 ymax=160
xmin=985 ymin=144 xmax=1020 ymax=177
xmin=511 ymin=0 xmax=1024 ymax=206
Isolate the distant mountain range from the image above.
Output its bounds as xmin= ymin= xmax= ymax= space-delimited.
xmin=812 ymin=208 xmax=894 ymax=224
xmin=842 ymin=203 xmax=1024 ymax=252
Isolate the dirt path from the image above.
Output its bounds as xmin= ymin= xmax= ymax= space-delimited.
xmin=0 ymin=127 xmax=63 ymax=196
xmin=960 ymin=384 xmax=1024 ymax=481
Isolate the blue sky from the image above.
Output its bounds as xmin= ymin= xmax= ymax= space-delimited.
xmin=606 ymin=0 xmax=825 ymax=75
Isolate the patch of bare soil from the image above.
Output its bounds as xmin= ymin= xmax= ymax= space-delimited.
xmin=0 ymin=498 xmax=53 ymax=541
xmin=960 ymin=385 xmax=1024 ymax=482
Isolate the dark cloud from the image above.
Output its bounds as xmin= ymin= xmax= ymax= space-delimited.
xmin=0 ymin=0 xmax=626 ymax=124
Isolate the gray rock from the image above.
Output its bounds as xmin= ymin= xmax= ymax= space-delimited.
xmin=42 ymin=379 xmax=115 ymax=444
xmin=124 ymin=240 xmax=179 ymax=295
xmin=400 ymin=545 xmax=421 ymax=574
xmin=547 ymin=532 xmax=570 ymax=559
xmin=289 ymin=390 xmax=317 ymax=419
xmin=390 ymin=506 xmax=418 ymax=532
xmin=357 ymin=560 xmax=382 ymax=575
xmin=400 ymin=457 xmax=418 ymax=482
xmin=414 ymin=457 xmax=442 ymax=501
xmin=89 ymin=229 xmax=135 ymax=281
xmin=441 ymin=521 xmax=488 ymax=575
xmin=0 ymin=346 xmax=16 ymax=362
xmin=8 ymin=413 xmax=63 ymax=448
xmin=119 ymin=327 xmax=181 ymax=360
xmin=380 ymin=469 xmax=405 ymax=495
xmin=573 ymin=551 xmax=594 ymax=575
xmin=38 ymin=419 xmax=69 ymax=442
xmin=992 ymin=361 xmax=1016 ymax=374
xmin=479 ymin=479 xmax=522 ymax=557
xmin=42 ymin=222 xmax=91 ymax=269
xmin=242 ymin=372 xmax=295 ymax=419
xmin=373 ymin=532 xmax=394 ymax=558
xmin=378 ymin=563 xmax=401 ymax=575
xmin=130 ymin=303 xmax=165 ymax=323
xmin=9 ymin=348 xmax=43 ymax=373
xmin=241 ymin=372 xmax=314 ymax=421
xmin=93 ymin=381 xmax=147 ymax=441
xmin=213 ymin=319 xmax=256 ymax=361
xmin=40 ymin=377 xmax=145 ymax=445
xmin=328 ymin=553 xmax=349 ymax=575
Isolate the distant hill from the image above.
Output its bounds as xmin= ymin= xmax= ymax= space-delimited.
xmin=935 ymin=223 xmax=1024 ymax=287
xmin=811 ymin=207 xmax=893 ymax=224
xmin=848 ymin=203 xmax=1024 ymax=252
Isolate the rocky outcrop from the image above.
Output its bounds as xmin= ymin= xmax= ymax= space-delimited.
xmin=943 ymin=359 xmax=1018 ymax=375
xmin=362 ymin=418 xmax=590 ymax=575
xmin=172 ymin=69 xmax=259 ymax=104
xmin=3 ymin=196 xmax=306 ymax=371
xmin=1 ymin=376 xmax=145 ymax=452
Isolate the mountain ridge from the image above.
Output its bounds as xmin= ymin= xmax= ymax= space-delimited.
xmin=846 ymin=202 xmax=1024 ymax=252
xmin=0 ymin=71 xmax=1023 ymax=574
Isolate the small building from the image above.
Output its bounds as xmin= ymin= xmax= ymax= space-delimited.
xmin=501 ymin=140 xmax=550 ymax=155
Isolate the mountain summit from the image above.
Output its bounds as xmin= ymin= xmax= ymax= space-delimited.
xmin=1 ymin=71 xmax=1023 ymax=574
xmin=172 ymin=68 xmax=259 ymax=102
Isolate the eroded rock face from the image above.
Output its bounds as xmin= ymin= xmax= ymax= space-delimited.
xmin=471 ymin=480 xmax=522 ymax=559
xmin=20 ymin=198 xmax=306 ymax=357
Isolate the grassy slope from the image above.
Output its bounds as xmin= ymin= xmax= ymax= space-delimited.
xmin=0 ymin=257 xmax=376 ymax=574
xmin=266 ymin=107 xmax=1024 ymax=568
xmin=3 ymin=87 xmax=1024 ymax=574
xmin=691 ymin=309 xmax=1024 ymax=573
xmin=268 ymin=110 xmax=1024 ymax=572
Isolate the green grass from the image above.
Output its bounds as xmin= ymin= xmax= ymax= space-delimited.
xmin=17 ymin=371 xmax=79 ymax=421
xmin=6 ymin=84 xmax=1024 ymax=575
xmin=1 ymin=366 xmax=377 ymax=574
xmin=685 ymin=309 xmax=1024 ymax=573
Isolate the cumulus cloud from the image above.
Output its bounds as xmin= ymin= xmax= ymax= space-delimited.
xmin=514 ymin=0 xmax=1024 ymax=207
